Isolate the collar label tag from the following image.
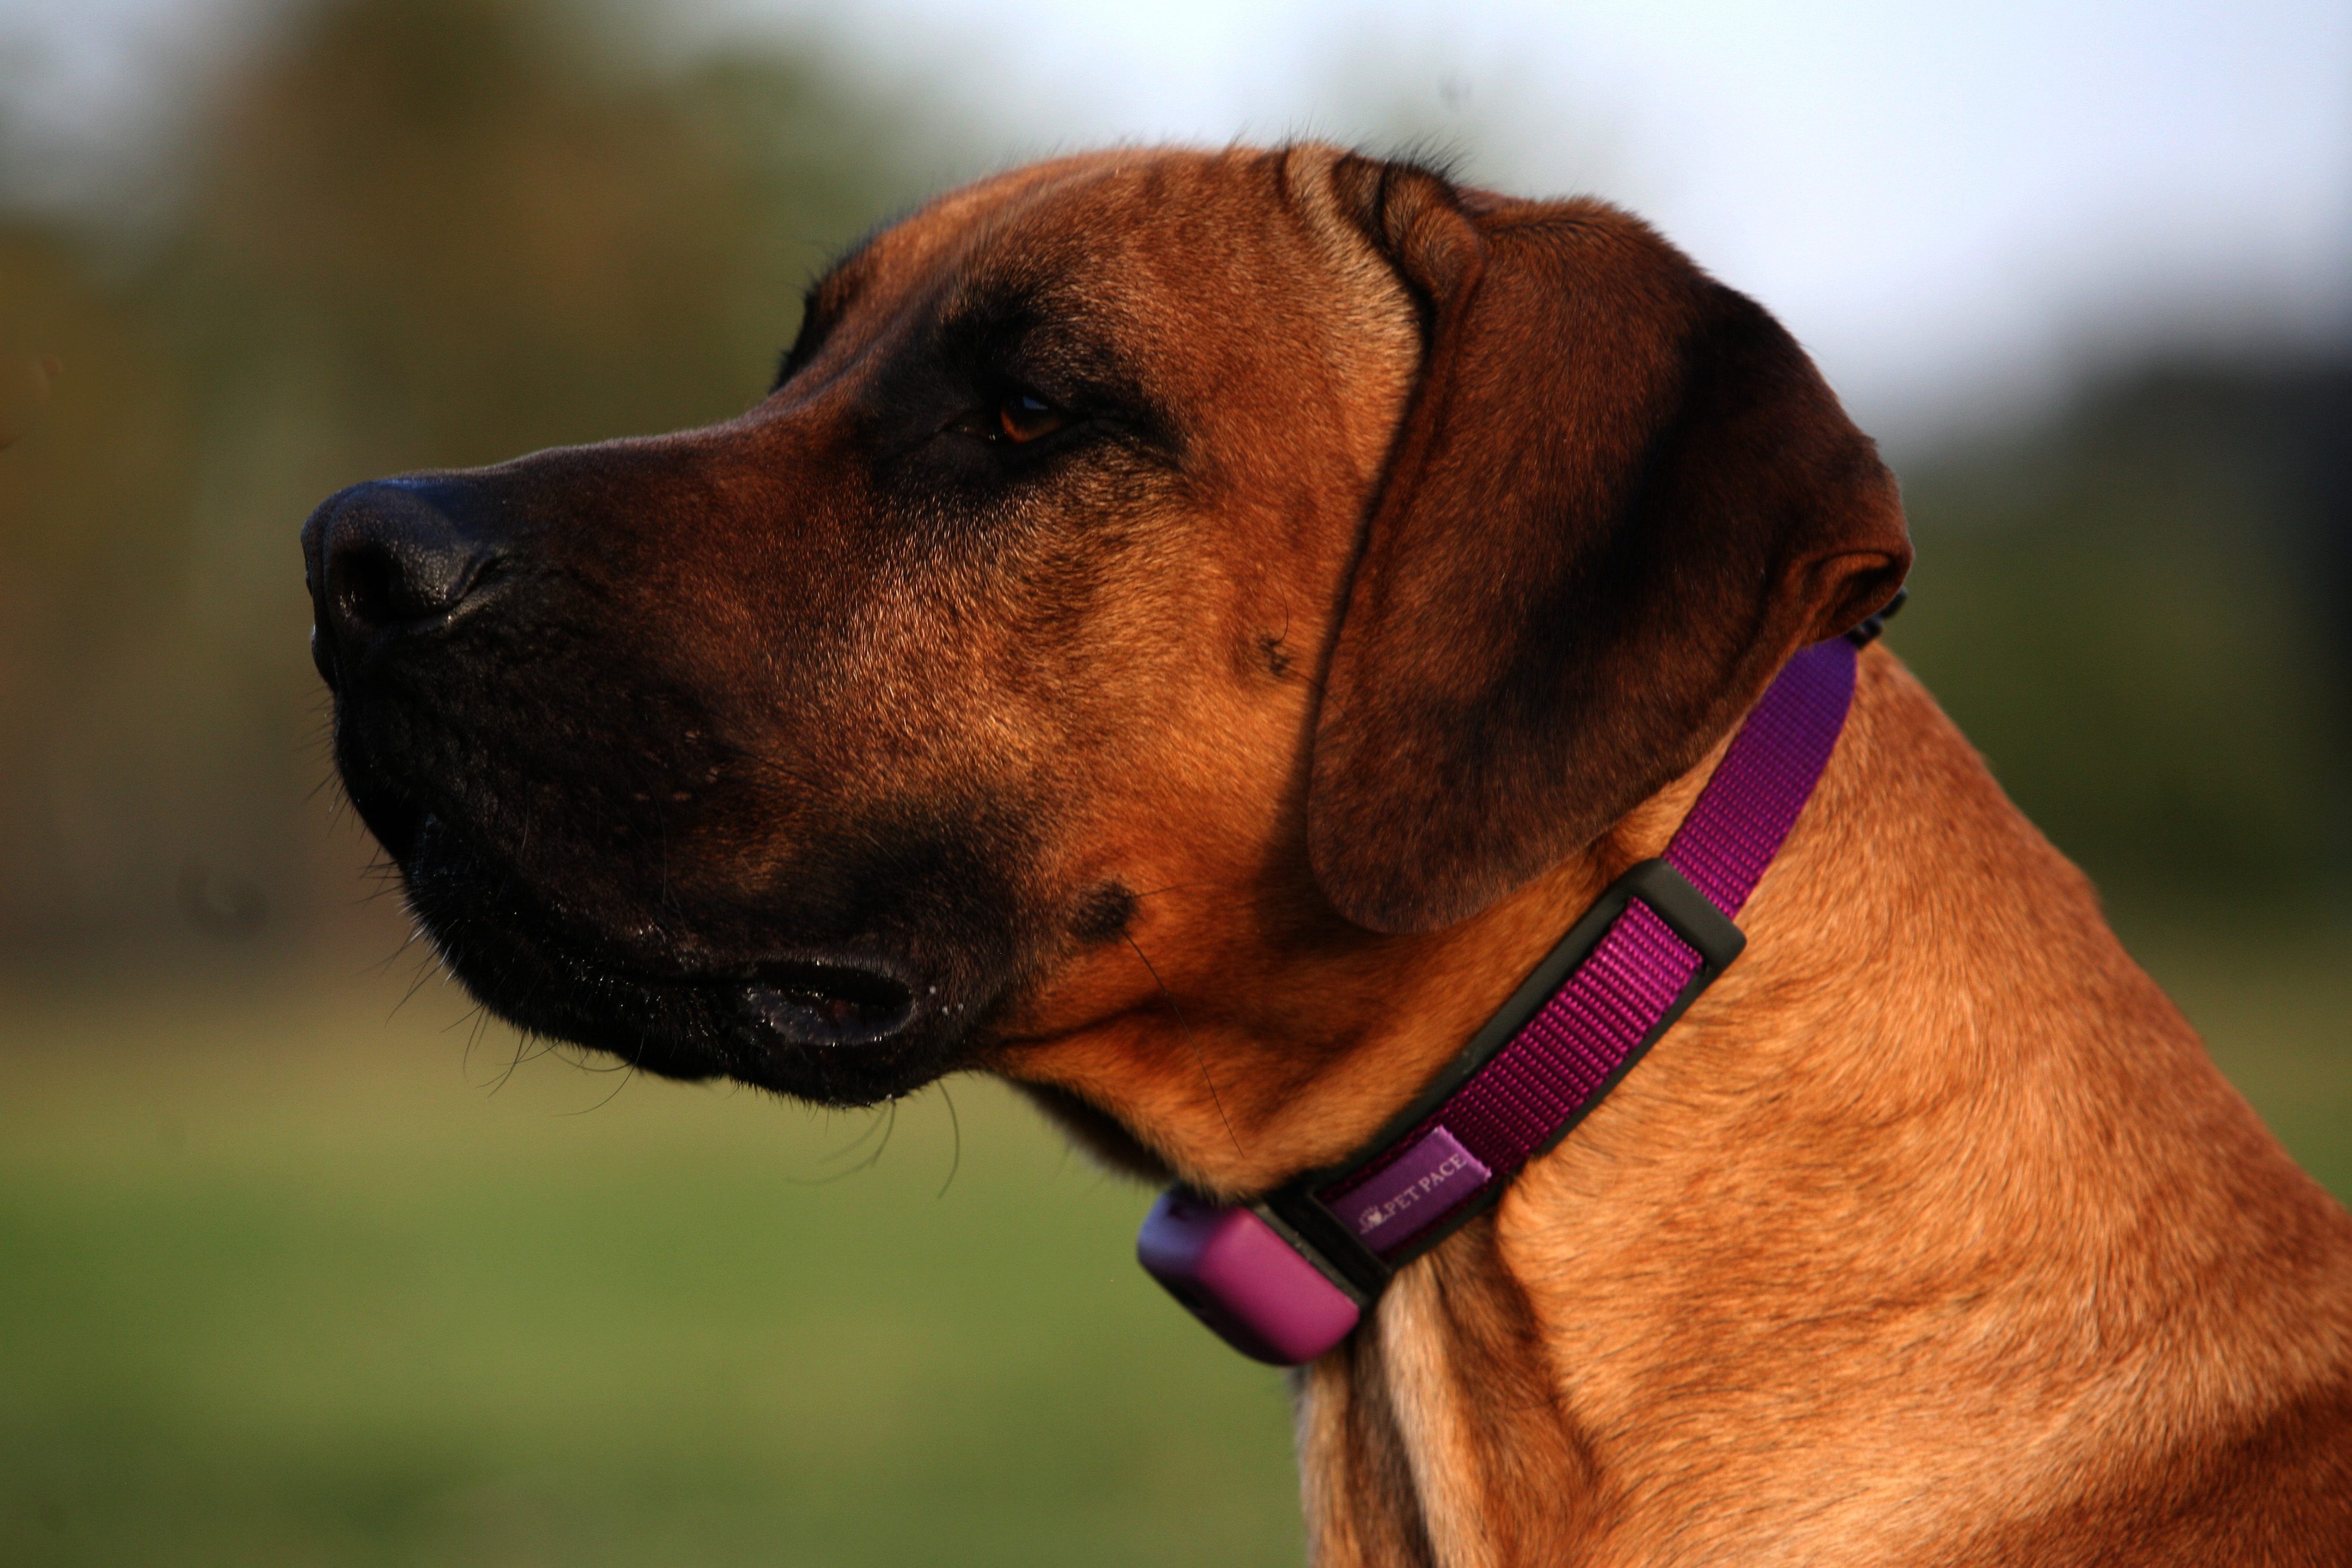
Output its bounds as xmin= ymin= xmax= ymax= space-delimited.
xmin=1343 ymin=1127 xmax=1491 ymax=1250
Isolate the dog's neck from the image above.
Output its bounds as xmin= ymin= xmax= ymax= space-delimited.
xmin=1291 ymin=647 xmax=2352 ymax=1568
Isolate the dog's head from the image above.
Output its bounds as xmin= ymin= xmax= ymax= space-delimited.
xmin=302 ymin=145 xmax=1906 ymax=1188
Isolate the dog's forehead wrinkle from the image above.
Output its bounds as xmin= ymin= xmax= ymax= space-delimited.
xmin=923 ymin=274 xmax=1145 ymax=403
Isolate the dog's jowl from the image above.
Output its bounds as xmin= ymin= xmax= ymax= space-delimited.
xmin=303 ymin=145 xmax=2352 ymax=1565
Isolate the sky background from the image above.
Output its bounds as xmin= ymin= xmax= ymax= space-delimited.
xmin=6 ymin=0 xmax=2349 ymax=446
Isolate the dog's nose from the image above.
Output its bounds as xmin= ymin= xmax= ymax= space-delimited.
xmin=303 ymin=479 xmax=510 ymax=679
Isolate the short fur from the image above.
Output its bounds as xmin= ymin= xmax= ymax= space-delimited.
xmin=303 ymin=144 xmax=2352 ymax=1564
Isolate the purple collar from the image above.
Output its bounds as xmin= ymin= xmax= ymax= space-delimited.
xmin=1137 ymin=623 xmax=1876 ymax=1364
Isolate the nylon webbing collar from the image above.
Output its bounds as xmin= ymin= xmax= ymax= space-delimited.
xmin=1137 ymin=617 xmax=1883 ymax=1365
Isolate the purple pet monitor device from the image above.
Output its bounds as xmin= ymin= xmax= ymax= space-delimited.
xmin=1134 ymin=1191 xmax=1362 ymax=1365
xmin=1136 ymin=617 xmax=1884 ymax=1365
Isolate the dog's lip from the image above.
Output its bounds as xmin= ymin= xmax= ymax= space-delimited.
xmin=519 ymin=931 xmax=939 ymax=1054
xmin=400 ymin=807 xmax=940 ymax=1034
xmin=737 ymin=954 xmax=921 ymax=1049
xmin=361 ymin=787 xmax=994 ymax=1100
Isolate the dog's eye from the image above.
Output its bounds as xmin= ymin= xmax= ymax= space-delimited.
xmin=997 ymin=394 xmax=1069 ymax=444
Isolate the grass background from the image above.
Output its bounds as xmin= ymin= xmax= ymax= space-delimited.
xmin=0 ymin=973 xmax=1304 ymax=1567
xmin=3 ymin=921 xmax=2347 ymax=1567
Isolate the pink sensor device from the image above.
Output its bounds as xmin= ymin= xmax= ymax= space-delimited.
xmin=1134 ymin=1192 xmax=1364 ymax=1365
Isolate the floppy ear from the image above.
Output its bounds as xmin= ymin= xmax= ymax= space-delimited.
xmin=1307 ymin=157 xmax=1910 ymax=934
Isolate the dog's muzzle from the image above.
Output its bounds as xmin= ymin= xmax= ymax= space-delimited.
xmin=299 ymin=474 xmax=993 ymax=1104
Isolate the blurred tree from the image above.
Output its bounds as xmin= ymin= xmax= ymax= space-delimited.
xmin=0 ymin=0 xmax=930 ymax=966
xmin=1890 ymin=353 xmax=2352 ymax=926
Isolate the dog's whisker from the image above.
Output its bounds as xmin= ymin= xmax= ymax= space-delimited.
xmin=387 ymin=954 xmax=437 ymax=1022
xmin=458 ymin=1006 xmax=492 ymax=1079
xmin=813 ymin=1103 xmax=895 ymax=1167
xmin=865 ymin=1100 xmax=898 ymax=1175
xmin=792 ymin=1102 xmax=902 ymax=1187
xmin=1123 ymin=930 xmax=1242 ymax=1156
xmin=936 ymin=1080 xmax=963 ymax=1200
xmin=562 ymin=1050 xmax=640 ymax=1115
xmin=486 ymin=1013 xmax=550 ymax=1097
xmin=357 ymin=921 xmax=427 ymax=978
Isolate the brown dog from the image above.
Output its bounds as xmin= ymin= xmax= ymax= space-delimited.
xmin=302 ymin=144 xmax=2352 ymax=1564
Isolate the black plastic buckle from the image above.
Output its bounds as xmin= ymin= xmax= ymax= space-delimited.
xmin=1616 ymin=858 xmax=1746 ymax=972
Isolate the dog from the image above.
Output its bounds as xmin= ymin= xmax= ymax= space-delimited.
xmin=302 ymin=144 xmax=2352 ymax=1564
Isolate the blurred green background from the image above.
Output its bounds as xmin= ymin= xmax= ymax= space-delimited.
xmin=0 ymin=0 xmax=2345 ymax=1562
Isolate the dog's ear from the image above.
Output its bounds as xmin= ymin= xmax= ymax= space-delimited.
xmin=1307 ymin=157 xmax=1910 ymax=934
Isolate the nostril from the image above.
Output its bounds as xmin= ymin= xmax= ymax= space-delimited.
xmin=330 ymin=535 xmax=482 ymax=628
xmin=332 ymin=539 xmax=408 ymax=628
xmin=306 ymin=478 xmax=508 ymax=651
